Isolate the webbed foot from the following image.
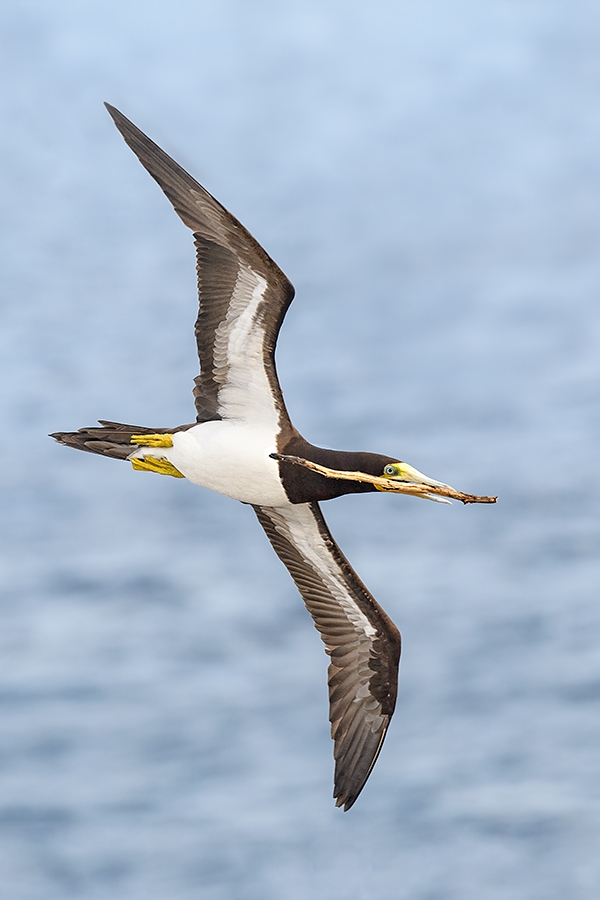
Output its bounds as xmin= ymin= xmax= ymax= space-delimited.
xmin=130 ymin=456 xmax=184 ymax=478
xmin=130 ymin=433 xmax=174 ymax=448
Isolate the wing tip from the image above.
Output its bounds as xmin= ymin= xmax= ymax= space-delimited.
xmin=103 ymin=102 xmax=140 ymax=146
xmin=104 ymin=101 xmax=123 ymax=128
xmin=104 ymin=101 xmax=120 ymax=119
xmin=332 ymin=722 xmax=389 ymax=811
xmin=103 ymin=102 xmax=148 ymax=157
xmin=334 ymin=793 xmax=358 ymax=812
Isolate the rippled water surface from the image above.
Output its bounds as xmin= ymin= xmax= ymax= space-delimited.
xmin=2 ymin=2 xmax=600 ymax=897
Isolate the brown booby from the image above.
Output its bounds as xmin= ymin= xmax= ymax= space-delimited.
xmin=52 ymin=105 xmax=496 ymax=810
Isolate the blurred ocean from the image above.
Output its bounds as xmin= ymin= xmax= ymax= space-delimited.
xmin=1 ymin=1 xmax=600 ymax=897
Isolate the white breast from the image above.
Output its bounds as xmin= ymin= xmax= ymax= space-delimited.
xmin=167 ymin=421 xmax=289 ymax=507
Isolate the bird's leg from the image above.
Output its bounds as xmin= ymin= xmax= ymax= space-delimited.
xmin=130 ymin=433 xmax=174 ymax=447
xmin=128 ymin=434 xmax=185 ymax=478
xmin=130 ymin=457 xmax=185 ymax=477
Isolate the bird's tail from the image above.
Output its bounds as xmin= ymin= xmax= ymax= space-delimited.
xmin=50 ymin=420 xmax=188 ymax=460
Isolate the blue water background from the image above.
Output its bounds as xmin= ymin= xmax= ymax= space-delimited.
xmin=1 ymin=1 xmax=600 ymax=897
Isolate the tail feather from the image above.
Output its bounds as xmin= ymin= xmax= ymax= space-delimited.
xmin=50 ymin=421 xmax=193 ymax=460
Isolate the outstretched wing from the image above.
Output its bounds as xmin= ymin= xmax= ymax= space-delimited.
xmin=105 ymin=104 xmax=295 ymax=427
xmin=253 ymin=502 xmax=401 ymax=810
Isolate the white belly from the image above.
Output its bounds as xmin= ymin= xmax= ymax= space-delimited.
xmin=165 ymin=421 xmax=288 ymax=506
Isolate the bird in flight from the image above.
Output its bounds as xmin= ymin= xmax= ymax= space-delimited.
xmin=52 ymin=105 xmax=495 ymax=810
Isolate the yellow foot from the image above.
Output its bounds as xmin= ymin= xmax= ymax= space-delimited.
xmin=130 ymin=457 xmax=184 ymax=478
xmin=130 ymin=433 xmax=174 ymax=448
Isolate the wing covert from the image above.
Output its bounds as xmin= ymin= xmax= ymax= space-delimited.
xmin=253 ymin=502 xmax=401 ymax=810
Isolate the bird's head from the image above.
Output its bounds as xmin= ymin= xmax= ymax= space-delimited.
xmin=373 ymin=460 xmax=454 ymax=503
xmin=375 ymin=460 xmax=455 ymax=503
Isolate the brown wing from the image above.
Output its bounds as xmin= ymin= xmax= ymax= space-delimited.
xmin=105 ymin=104 xmax=295 ymax=425
xmin=253 ymin=502 xmax=401 ymax=810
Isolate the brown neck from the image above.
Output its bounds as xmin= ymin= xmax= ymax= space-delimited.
xmin=277 ymin=432 xmax=395 ymax=504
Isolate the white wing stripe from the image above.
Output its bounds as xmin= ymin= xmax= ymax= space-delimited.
xmin=214 ymin=267 xmax=278 ymax=425
xmin=273 ymin=506 xmax=377 ymax=640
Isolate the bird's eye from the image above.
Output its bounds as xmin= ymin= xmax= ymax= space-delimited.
xmin=384 ymin=464 xmax=397 ymax=477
